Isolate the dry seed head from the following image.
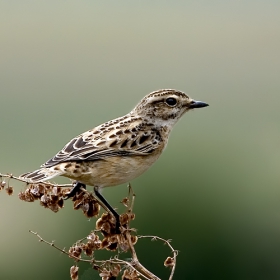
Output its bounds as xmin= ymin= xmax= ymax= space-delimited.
xmin=122 ymin=269 xmax=139 ymax=280
xmin=99 ymin=268 xmax=111 ymax=280
xmin=100 ymin=238 xmax=110 ymax=249
xmin=108 ymin=214 xmax=116 ymax=225
xmin=121 ymin=197 xmax=129 ymax=207
xmin=57 ymin=198 xmax=64 ymax=208
xmin=30 ymin=185 xmax=41 ymax=197
xmin=70 ymin=265 xmax=79 ymax=280
xmin=87 ymin=237 xmax=101 ymax=251
xmin=5 ymin=186 xmax=14 ymax=195
xmin=106 ymin=241 xmax=118 ymax=251
xmin=108 ymin=234 xmax=118 ymax=244
xmin=1 ymin=181 xmax=7 ymax=189
xmin=52 ymin=186 xmax=62 ymax=195
xmin=37 ymin=183 xmax=46 ymax=194
xmin=101 ymin=221 xmax=112 ymax=234
xmin=96 ymin=217 xmax=104 ymax=230
xmin=87 ymin=231 xmax=102 ymax=246
xmin=62 ymin=187 xmax=72 ymax=196
xmin=18 ymin=191 xmax=25 ymax=200
xmin=96 ymin=213 xmax=117 ymax=235
xmin=111 ymin=264 xmax=121 ymax=277
xmin=81 ymin=243 xmax=87 ymax=250
xmin=83 ymin=201 xmax=100 ymax=218
xmin=87 ymin=231 xmax=97 ymax=241
xmin=50 ymin=194 xmax=59 ymax=202
xmin=80 ymin=242 xmax=94 ymax=256
xmin=101 ymin=212 xmax=110 ymax=221
xmin=128 ymin=213 xmax=135 ymax=220
xmin=100 ymin=212 xmax=115 ymax=225
xmin=24 ymin=189 xmax=35 ymax=202
xmin=72 ymin=192 xmax=100 ymax=217
xmin=130 ymin=235 xmax=138 ymax=245
xmin=73 ymin=198 xmax=83 ymax=209
xmin=40 ymin=194 xmax=50 ymax=204
xmin=69 ymin=245 xmax=82 ymax=259
xmin=84 ymin=245 xmax=93 ymax=256
xmin=120 ymin=213 xmax=129 ymax=225
xmin=48 ymin=203 xmax=59 ymax=213
xmin=164 ymin=256 xmax=175 ymax=267
xmin=120 ymin=213 xmax=135 ymax=226
xmin=118 ymin=240 xmax=129 ymax=252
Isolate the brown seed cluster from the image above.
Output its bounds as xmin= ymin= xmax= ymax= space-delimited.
xmin=122 ymin=268 xmax=141 ymax=280
xmin=18 ymin=183 xmax=68 ymax=212
xmin=0 ymin=180 xmax=6 ymax=190
xmin=68 ymin=212 xmax=137 ymax=265
xmin=0 ymin=178 xmax=14 ymax=195
xmin=120 ymin=197 xmax=130 ymax=207
xmin=70 ymin=265 xmax=79 ymax=280
xmin=96 ymin=212 xmax=136 ymax=235
xmin=1 ymin=174 xmax=177 ymax=280
xmin=5 ymin=186 xmax=14 ymax=195
xmin=68 ymin=231 xmax=101 ymax=260
xmin=164 ymin=256 xmax=175 ymax=268
xmin=72 ymin=191 xmax=100 ymax=218
xmin=0 ymin=180 xmax=14 ymax=195
xmin=99 ymin=264 xmax=121 ymax=280
xmin=98 ymin=266 xmax=141 ymax=280
xmin=17 ymin=183 xmax=100 ymax=217
xmin=96 ymin=212 xmax=137 ymax=252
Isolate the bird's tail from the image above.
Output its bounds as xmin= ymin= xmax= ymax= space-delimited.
xmin=20 ymin=167 xmax=64 ymax=183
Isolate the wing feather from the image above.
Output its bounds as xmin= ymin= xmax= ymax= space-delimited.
xmin=42 ymin=118 xmax=162 ymax=168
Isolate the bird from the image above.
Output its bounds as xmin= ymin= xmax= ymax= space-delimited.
xmin=20 ymin=89 xmax=208 ymax=231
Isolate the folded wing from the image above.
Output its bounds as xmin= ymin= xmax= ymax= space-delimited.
xmin=42 ymin=125 xmax=162 ymax=168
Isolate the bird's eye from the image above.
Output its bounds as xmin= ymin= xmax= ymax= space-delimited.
xmin=165 ymin=97 xmax=177 ymax=106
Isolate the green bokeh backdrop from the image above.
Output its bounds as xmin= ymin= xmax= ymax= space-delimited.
xmin=1 ymin=1 xmax=280 ymax=280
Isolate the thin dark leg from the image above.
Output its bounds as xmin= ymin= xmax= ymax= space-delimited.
xmin=94 ymin=186 xmax=120 ymax=234
xmin=64 ymin=182 xmax=86 ymax=200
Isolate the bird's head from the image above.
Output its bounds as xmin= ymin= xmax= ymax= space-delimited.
xmin=132 ymin=89 xmax=209 ymax=127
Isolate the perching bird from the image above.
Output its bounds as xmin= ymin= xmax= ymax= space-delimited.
xmin=20 ymin=89 xmax=208 ymax=230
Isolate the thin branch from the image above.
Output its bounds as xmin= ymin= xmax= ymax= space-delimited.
xmin=127 ymin=183 xmax=136 ymax=213
xmin=29 ymin=230 xmax=94 ymax=263
xmin=29 ymin=229 xmax=158 ymax=280
xmin=138 ymin=235 xmax=178 ymax=280
xmin=3 ymin=174 xmax=177 ymax=279
xmin=103 ymin=258 xmax=152 ymax=280
xmin=126 ymin=230 xmax=161 ymax=280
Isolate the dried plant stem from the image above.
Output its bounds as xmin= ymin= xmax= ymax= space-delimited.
xmin=138 ymin=235 xmax=178 ymax=280
xmin=101 ymin=258 xmax=155 ymax=280
xmin=3 ymin=173 xmax=178 ymax=279
xmin=29 ymin=229 xmax=163 ymax=279
xmin=126 ymin=230 xmax=160 ymax=280
xmin=127 ymin=183 xmax=136 ymax=213
xmin=28 ymin=230 xmax=91 ymax=262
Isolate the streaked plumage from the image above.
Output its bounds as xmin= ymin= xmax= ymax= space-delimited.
xmin=20 ymin=89 xmax=208 ymax=189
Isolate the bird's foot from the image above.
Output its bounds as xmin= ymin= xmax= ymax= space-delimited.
xmin=115 ymin=217 xmax=121 ymax=234
xmin=63 ymin=182 xmax=86 ymax=200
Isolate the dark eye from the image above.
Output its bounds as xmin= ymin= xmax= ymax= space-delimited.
xmin=165 ymin=97 xmax=177 ymax=106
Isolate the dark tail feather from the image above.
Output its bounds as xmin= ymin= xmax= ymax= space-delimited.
xmin=20 ymin=167 xmax=63 ymax=183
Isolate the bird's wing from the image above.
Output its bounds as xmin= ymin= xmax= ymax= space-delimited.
xmin=41 ymin=117 xmax=162 ymax=168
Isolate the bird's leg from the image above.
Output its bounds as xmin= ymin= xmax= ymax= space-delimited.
xmin=94 ymin=186 xmax=121 ymax=234
xmin=64 ymin=181 xmax=86 ymax=200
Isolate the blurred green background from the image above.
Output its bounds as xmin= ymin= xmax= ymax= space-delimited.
xmin=1 ymin=1 xmax=280 ymax=279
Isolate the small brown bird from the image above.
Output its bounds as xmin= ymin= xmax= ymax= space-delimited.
xmin=20 ymin=89 xmax=208 ymax=230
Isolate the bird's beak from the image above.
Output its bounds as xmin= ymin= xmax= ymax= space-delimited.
xmin=188 ymin=100 xmax=209 ymax=109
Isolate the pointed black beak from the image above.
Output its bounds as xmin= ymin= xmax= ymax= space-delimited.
xmin=189 ymin=100 xmax=209 ymax=109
